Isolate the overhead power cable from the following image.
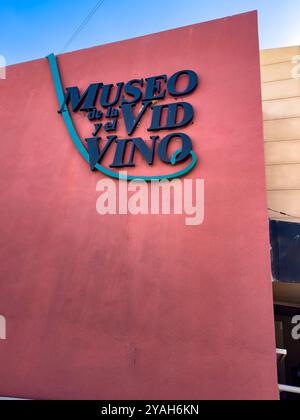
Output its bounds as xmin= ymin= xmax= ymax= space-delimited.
xmin=61 ymin=0 xmax=105 ymax=53
xmin=268 ymin=208 xmax=300 ymax=220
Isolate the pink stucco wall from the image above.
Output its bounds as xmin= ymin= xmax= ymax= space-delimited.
xmin=0 ymin=12 xmax=278 ymax=400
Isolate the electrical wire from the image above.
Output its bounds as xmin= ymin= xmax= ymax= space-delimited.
xmin=61 ymin=0 xmax=105 ymax=53
xmin=268 ymin=208 xmax=300 ymax=220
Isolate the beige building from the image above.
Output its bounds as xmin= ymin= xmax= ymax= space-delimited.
xmin=261 ymin=46 xmax=300 ymax=223
xmin=262 ymin=47 xmax=300 ymax=398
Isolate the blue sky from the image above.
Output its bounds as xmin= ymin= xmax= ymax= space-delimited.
xmin=1 ymin=0 xmax=299 ymax=65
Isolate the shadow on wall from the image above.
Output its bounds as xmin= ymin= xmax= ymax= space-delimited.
xmin=270 ymin=221 xmax=300 ymax=283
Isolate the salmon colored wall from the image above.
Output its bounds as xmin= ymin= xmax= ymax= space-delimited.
xmin=0 ymin=12 xmax=278 ymax=400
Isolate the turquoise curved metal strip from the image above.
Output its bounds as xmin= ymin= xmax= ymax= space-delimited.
xmin=47 ymin=53 xmax=198 ymax=181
